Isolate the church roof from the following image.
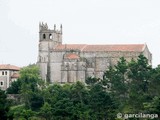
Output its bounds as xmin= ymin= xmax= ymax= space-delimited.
xmin=65 ymin=53 xmax=80 ymax=59
xmin=0 ymin=64 xmax=20 ymax=71
xmin=55 ymin=44 xmax=145 ymax=52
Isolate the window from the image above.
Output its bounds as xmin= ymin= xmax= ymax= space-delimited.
xmin=49 ymin=34 xmax=52 ymax=39
xmin=0 ymin=81 xmax=3 ymax=86
xmin=5 ymin=71 xmax=7 ymax=75
xmin=2 ymin=71 xmax=4 ymax=75
xmin=43 ymin=34 xmax=46 ymax=39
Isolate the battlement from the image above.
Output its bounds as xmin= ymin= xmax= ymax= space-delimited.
xmin=39 ymin=22 xmax=49 ymax=31
xmin=39 ymin=22 xmax=62 ymax=34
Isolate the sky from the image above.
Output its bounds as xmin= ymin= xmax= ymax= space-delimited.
xmin=0 ymin=0 xmax=160 ymax=67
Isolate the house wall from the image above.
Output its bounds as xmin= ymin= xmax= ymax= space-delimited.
xmin=0 ymin=70 xmax=19 ymax=90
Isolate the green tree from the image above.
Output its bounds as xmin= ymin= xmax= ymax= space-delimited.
xmin=39 ymin=102 xmax=52 ymax=120
xmin=7 ymin=79 xmax=22 ymax=94
xmin=70 ymin=82 xmax=90 ymax=119
xmin=89 ymin=83 xmax=116 ymax=119
xmin=19 ymin=65 xmax=44 ymax=110
xmin=8 ymin=104 xmax=36 ymax=120
xmin=148 ymin=65 xmax=160 ymax=97
xmin=102 ymin=55 xmax=152 ymax=113
xmin=85 ymin=77 xmax=100 ymax=86
xmin=103 ymin=57 xmax=128 ymax=111
xmin=0 ymin=89 xmax=10 ymax=120
xmin=144 ymin=96 xmax=160 ymax=114
xmin=127 ymin=55 xmax=152 ymax=112
xmin=70 ymin=81 xmax=89 ymax=105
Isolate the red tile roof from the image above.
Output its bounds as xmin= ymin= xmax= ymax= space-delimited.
xmin=65 ymin=53 xmax=80 ymax=59
xmin=11 ymin=73 xmax=20 ymax=78
xmin=55 ymin=44 xmax=86 ymax=51
xmin=0 ymin=64 xmax=20 ymax=71
xmin=55 ymin=44 xmax=145 ymax=52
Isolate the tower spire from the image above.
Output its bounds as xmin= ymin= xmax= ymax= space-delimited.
xmin=54 ymin=24 xmax=56 ymax=31
xmin=39 ymin=22 xmax=41 ymax=31
xmin=60 ymin=24 xmax=63 ymax=34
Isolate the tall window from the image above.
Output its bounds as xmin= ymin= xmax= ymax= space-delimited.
xmin=49 ymin=34 xmax=52 ymax=39
xmin=5 ymin=71 xmax=7 ymax=75
xmin=2 ymin=71 xmax=4 ymax=75
xmin=43 ymin=34 xmax=46 ymax=39
xmin=0 ymin=81 xmax=3 ymax=86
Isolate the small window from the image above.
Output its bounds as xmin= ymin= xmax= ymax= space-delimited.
xmin=49 ymin=34 xmax=52 ymax=39
xmin=43 ymin=34 xmax=46 ymax=39
xmin=2 ymin=71 xmax=4 ymax=75
xmin=5 ymin=71 xmax=7 ymax=75
xmin=0 ymin=81 xmax=3 ymax=86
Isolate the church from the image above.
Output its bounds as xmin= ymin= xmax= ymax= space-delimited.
xmin=37 ymin=23 xmax=152 ymax=83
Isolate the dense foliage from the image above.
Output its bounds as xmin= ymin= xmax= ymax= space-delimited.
xmin=0 ymin=89 xmax=10 ymax=120
xmin=2 ymin=55 xmax=160 ymax=119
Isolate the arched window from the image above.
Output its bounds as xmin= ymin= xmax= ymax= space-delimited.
xmin=43 ymin=34 xmax=46 ymax=39
xmin=49 ymin=34 xmax=52 ymax=39
xmin=0 ymin=81 xmax=3 ymax=86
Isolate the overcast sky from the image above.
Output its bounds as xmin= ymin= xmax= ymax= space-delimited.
xmin=0 ymin=0 xmax=160 ymax=67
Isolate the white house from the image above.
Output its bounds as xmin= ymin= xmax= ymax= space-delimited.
xmin=0 ymin=64 xmax=20 ymax=90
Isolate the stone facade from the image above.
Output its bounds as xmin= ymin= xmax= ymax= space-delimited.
xmin=37 ymin=23 xmax=152 ymax=83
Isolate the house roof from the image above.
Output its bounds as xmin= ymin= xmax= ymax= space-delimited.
xmin=65 ymin=53 xmax=80 ymax=59
xmin=0 ymin=64 xmax=20 ymax=71
xmin=11 ymin=73 xmax=20 ymax=78
xmin=54 ymin=44 xmax=145 ymax=52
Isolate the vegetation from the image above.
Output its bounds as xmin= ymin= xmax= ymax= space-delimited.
xmin=0 ymin=89 xmax=10 ymax=119
xmin=0 ymin=55 xmax=159 ymax=119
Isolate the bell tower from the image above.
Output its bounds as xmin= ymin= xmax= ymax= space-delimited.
xmin=38 ymin=22 xmax=63 ymax=82
xmin=39 ymin=22 xmax=62 ymax=50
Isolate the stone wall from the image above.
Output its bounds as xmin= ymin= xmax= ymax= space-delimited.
xmin=38 ymin=40 xmax=152 ymax=84
xmin=45 ymin=49 xmax=151 ymax=83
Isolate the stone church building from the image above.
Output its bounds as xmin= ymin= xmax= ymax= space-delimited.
xmin=37 ymin=23 xmax=152 ymax=83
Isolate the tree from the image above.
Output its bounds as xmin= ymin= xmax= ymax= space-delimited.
xmin=89 ymin=83 xmax=116 ymax=119
xmin=85 ymin=77 xmax=100 ymax=86
xmin=39 ymin=102 xmax=52 ymax=120
xmin=144 ymin=96 xmax=160 ymax=114
xmin=7 ymin=79 xmax=22 ymax=94
xmin=0 ymin=89 xmax=10 ymax=120
xmin=103 ymin=58 xmax=128 ymax=111
xmin=52 ymin=98 xmax=74 ymax=119
xmin=102 ymin=55 xmax=153 ymax=113
xmin=19 ymin=65 xmax=44 ymax=110
xmin=127 ymin=55 xmax=152 ymax=112
xmin=70 ymin=81 xmax=89 ymax=105
xmin=148 ymin=65 xmax=160 ymax=97
xmin=29 ymin=92 xmax=44 ymax=111
xmin=70 ymin=82 xmax=90 ymax=119
xmin=8 ymin=104 xmax=36 ymax=120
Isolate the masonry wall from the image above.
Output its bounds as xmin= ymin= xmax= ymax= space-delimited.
xmin=38 ymin=63 xmax=47 ymax=81
xmin=81 ymin=51 xmax=144 ymax=79
xmin=39 ymin=48 xmax=152 ymax=83
xmin=50 ymin=51 xmax=64 ymax=83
